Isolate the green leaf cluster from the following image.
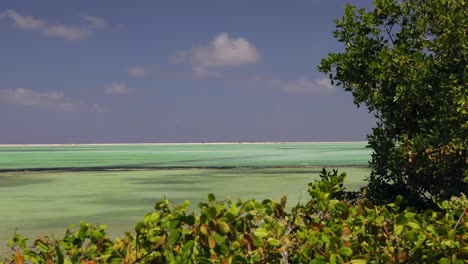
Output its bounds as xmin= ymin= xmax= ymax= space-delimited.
xmin=2 ymin=169 xmax=467 ymax=263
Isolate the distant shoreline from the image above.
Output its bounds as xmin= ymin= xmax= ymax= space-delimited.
xmin=0 ymin=141 xmax=367 ymax=147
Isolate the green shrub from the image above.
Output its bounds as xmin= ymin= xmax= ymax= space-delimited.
xmin=2 ymin=169 xmax=467 ymax=263
xmin=318 ymin=0 xmax=468 ymax=209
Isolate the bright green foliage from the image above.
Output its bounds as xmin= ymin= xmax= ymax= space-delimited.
xmin=319 ymin=0 xmax=468 ymax=208
xmin=2 ymin=169 xmax=467 ymax=263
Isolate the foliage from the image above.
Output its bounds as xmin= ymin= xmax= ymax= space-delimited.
xmin=2 ymin=169 xmax=467 ymax=263
xmin=318 ymin=0 xmax=468 ymax=208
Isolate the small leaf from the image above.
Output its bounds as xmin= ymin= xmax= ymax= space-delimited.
xmin=55 ymin=245 xmax=64 ymax=264
xmin=394 ymin=195 xmax=403 ymax=206
xmin=253 ymin=228 xmax=268 ymax=238
xmin=338 ymin=247 xmax=353 ymax=257
xmin=350 ymin=259 xmax=367 ymax=264
xmin=407 ymin=221 xmax=421 ymax=230
xmin=311 ymin=259 xmax=328 ymax=264
xmin=200 ymin=224 xmax=209 ymax=235
xmin=460 ymin=247 xmax=468 ymax=256
xmin=217 ymin=244 xmax=229 ymax=255
xmin=394 ymin=225 xmax=404 ymax=235
xmin=252 ymin=235 xmax=265 ymax=247
xmin=200 ymin=213 xmax=208 ymax=224
xmin=404 ymin=212 xmax=416 ymax=219
xmin=335 ymin=202 xmax=348 ymax=212
xmin=154 ymin=234 xmax=167 ymax=249
xmin=185 ymin=215 xmax=196 ymax=225
xmin=232 ymin=255 xmax=248 ymax=264
xmin=167 ymin=229 xmax=181 ymax=246
xmin=439 ymin=258 xmax=451 ymax=264
xmin=208 ymin=235 xmax=216 ymax=249
xmin=35 ymin=240 xmax=49 ymax=253
xmin=208 ymin=193 xmax=216 ymax=202
xmin=182 ymin=240 xmax=195 ymax=256
xmin=216 ymin=221 xmax=230 ymax=235
xmin=213 ymin=232 xmax=226 ymax=244
xmin=208 ymin=207 xmax=217 ymax=218
xmin=404 ymin=231 xmax=417 ymax=242
xmin=267 ymin=238 xmax=281 ymax=247
xmin=375 ymin=215 xmax=385 ymax=224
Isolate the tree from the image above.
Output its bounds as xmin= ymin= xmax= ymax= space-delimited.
xmin=319 ymin=0 xmax=467 ymax=209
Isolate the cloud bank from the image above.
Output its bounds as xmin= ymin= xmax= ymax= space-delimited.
xmin=270 ymin=76 xmax=335 ymax=94
xmin=0 ymin=9 xmax=109 ymax=41
xmin=104 ymin=82 xmax=131 ymax=95
xmin=126 ymin=33 xmax=333 ymax=95
xmin=127 ymin=65 xmax=146 ymax=76
xmin=0 ymin=88 xmax=108 ymax=112
xmin=172 ymin=32 xmax=261 ymax=74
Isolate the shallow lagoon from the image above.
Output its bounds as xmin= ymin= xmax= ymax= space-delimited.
xmin=0 ymin=142 xmax=371 ymax=250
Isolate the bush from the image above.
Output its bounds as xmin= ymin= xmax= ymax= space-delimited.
xmin=2 ymin=169 xmax=467 ymax=263
xmin=318 ymin=0 xmax=468 ymax=209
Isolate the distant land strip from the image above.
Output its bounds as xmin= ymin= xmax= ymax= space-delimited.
xmin=0 ymin=141 xmax=368 ymax=147
xmin=0 ymin=164 xmax=370 ymax=173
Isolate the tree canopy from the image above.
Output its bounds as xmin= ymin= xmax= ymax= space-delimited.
xmin=319 ymin=0 xmax=467 ymax=209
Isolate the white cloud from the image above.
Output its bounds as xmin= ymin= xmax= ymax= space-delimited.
xmin=270 ymin=76 xmax=335 ymax=95
xmin=0 ymin=9 xmax=112 ymax=41
xmin=80 ymin=14 xmax=106 ymax=29
xmin=172 ymin=32 xmax=261 ymax=72
xmin=0 ymin=9 xmax=44 ymax=29
xmin=90 ymin=104 xmax=111 ymax=113
xmin=0 ymin=88 xmax=109 ymax=112
xmin=44 ymin=25 xmax=91 ymax=41
xmin=128 ymin=65 xmax=146 ymax=76
xmin=104 ymin=82 xmax=131 ymax=95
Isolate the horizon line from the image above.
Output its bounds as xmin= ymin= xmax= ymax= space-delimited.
xmin=0 ymin=141 xmax=368 ymax=147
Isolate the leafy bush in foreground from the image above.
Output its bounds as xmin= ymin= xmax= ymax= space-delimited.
xmin=2 ymin=169 xmax=467 ymax=263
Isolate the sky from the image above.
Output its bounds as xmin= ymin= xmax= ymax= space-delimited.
xmin=0 ymin=0 xmax=376 ymax=144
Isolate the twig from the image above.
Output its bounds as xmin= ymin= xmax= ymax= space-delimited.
xmin=453 ymin=208 xmax=466 ymax=232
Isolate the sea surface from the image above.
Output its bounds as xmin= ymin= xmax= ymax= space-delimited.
xmin=0 ymin=142 xmax=371 ymax=252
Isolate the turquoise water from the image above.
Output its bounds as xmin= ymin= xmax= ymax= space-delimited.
xmin=0 ymin=143 xmax=371 ymax=252
xmin=0 ymin=142 xmax=369 ymax=169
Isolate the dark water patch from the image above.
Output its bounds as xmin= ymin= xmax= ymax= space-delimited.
xmin=277 ymin=147 xmax=304 ymax=150
xmin=135 ymin=155 xmax=283 ymax=165
xmin=129 ymin=179 xmax=198 ymax=185
xmin=85 ymin=154 xmax=283 ymax=169
xmin=146 ymin=186 xmax=209 ymax=192
xmin=0 ymin=164 xmax=370 ymax=173
xmin=237 ymin=170 xmax=321 ymax=175
xmin=92 ymin=197 xmax=162 ymax=207
xmin=0 ymin=176 xmax=55 ymax=187
xmin=317 ymin=165 xmax=370 ymax=168
xmin=166 ymin=154 xmax=282 ymax=164
xmin=0 ymin=166 xmax=232 ymax=173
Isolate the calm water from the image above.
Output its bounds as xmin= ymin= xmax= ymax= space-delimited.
xmin=0 ymin=142 xmax=371 ymax=251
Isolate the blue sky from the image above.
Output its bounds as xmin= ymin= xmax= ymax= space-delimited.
xmin=0 ymin=0 xmax=375 ymax=144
